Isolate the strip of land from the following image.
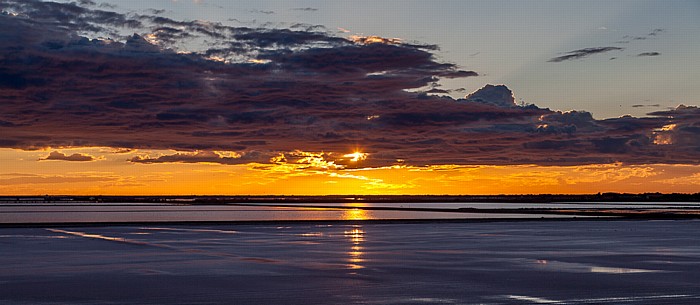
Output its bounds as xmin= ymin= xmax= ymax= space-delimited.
xmin=2 ymin=193 xmax=700 ymax=204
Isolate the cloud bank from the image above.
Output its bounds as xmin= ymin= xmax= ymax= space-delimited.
xmin=0 ymin=0 xmax=699 ymax=167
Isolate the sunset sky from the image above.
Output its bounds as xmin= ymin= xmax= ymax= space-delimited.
xmin=1 ymin=0 xmax=699 ymax=195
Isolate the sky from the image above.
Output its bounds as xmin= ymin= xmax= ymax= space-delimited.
xmin=0 ymin=0 xmax=699 ymax=195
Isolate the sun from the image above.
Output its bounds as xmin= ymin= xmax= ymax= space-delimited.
xmin=343 ymin=151 xmax=368 ymax=162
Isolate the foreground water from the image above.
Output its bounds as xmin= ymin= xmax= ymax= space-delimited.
xmin=2 ymin=220 xmax=700 ymax=304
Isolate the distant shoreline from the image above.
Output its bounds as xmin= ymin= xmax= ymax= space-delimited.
xmin=2 ymin=193 xmax=699 ymax=204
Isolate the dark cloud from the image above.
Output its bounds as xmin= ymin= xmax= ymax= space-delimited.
xmin=616 ymin=29 xmax=664 ymax=44
xmin=1 ymin=0 xmax=141 ymax=34
xmin=637 ymin=52 xmax=661 ymax=57
xmin=444 ymin=70 xmax=478 ymax=78
xmin=292 ymin=8 xmax=318 ymax=12
xmin=250 ymin=10 xmax=274 ymax=15
xmin=146 ymin=9 xmax=166 ymax=15
xmin=233 ymin=28 xmax=346 ymax=48
xmin=548 ymin=47 xmax=624 ymax=62
xmin=648 ymin=28 xmax=664 ymax=36
xmin=77 ymin=0 xmax=96 ymax=6
xmin=40 ymin=151 xmax=96 ymax=162
xmin=463 ymin=84 xmax=515 ymax=108
xmin=98 ymin=3 xmax=116 ymax=9
xmin=425 ymin=88 xmax=450 ymax=94
xmin=0 ymin=0 xmax=698 ymax=167
xmin=642 ymin=105 xmax=700 ymax=151
xmin=624 ymin=35 xmax=648 ymax=41
xmin=129 ymin=151 xmax=266 ymax=165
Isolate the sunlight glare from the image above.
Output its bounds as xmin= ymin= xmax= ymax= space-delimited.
xmin=344 ymin=151 xmax=368 ymax=162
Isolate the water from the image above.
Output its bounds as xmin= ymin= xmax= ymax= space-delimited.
xmin=248 ymin=201 xmax=700 ymax=209
xmin=3 ymin=201 xmax=699 ymax=224
xmin=2 ymin=220 xmax=700 ymax=304
xmin=0 ymin=204 xmax=574 ymax=224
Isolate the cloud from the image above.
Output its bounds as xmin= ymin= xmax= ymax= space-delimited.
xmin=292 ymin=8 xmax=318 ymax=12
xmin=250 ymin=10 xmax=274 ymax=15
xmin=645 ymin=105 xmax=700 ymax=148
xmin=463 ymin=84 xmax=515 ymax=107
xmin=616 ymin=29 xmax=664 ymax=44
xmin=658 ymin=172 xmax=700 ymax=186
xmin=40 ymin=151 xmax=96 ymax=162
xmin=77 ymin=0 xmax=96 ymax=6
xmin=129 ymin=151 xmax=266 ymax=165
xmin=648 ymin=28 xmax=664 ymax=36
xmin=548 ymin=47 xmax=624 ymax=62
xmin=146 ymin=8 xmax=166 ymax=15
xmin=637 ymin=52 xmax=661 ymax=57
xmin=0 ymin=174 xmax=116 ymax=184
xmin=425 ymin=88 xmax=450 ymax=94
xmin=0 ymin=0 xmax=698 ymax=167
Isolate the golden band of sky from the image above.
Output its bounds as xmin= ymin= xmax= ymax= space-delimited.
xmin=1 ymin=148 xmax=698 ymax=195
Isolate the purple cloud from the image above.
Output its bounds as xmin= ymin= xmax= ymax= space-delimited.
xmin=129 ymin=151 xmax=266 ymax=165
xmin=0 ymin=1 xmax=698 ymax=167
xmin=40 ymin=151 xmax=96 ymax=162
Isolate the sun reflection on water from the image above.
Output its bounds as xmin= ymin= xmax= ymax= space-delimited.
xmin=344 ymin=226 xmax=365 ymax=269
xmin=342 ymin=203 xmax=370 ymax=221
xmin=343 ymin=208 xmax=369 ymax=221
xmin=344 ymin=227 xmax=365 ymax=244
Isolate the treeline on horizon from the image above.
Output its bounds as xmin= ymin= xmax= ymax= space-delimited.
xmin=2 ymin=193 xmax=700 ymax=203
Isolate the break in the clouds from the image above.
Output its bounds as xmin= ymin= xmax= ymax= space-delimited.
xmin=548 ymin=47 xmax=624 ymax=62
xmin=0 ymin=0 xmax=699 ymax=168
xmin=40 ymin=151 xmax=96 ymax=162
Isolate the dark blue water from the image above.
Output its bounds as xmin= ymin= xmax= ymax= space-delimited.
xmin=2 ymin=220 xmax=700 ymax=304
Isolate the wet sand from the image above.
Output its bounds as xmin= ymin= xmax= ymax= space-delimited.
xmin=2 ymin=220 xmax=700 ymax=304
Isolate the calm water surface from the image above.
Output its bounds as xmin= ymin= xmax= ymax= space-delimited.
xmin=1 ymin=220 xmax=700 ymax=304
xmin=0 ymin=203 xmax=590 ymax=224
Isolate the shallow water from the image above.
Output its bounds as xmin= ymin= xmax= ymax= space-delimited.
xmin=2 ymin=220 xmax=700 ymax=304
xmin=248 ymin=201 xmax=700 ymax=209
xmin=3 ymin=201 xmax=700 ymax=224
xmin=0 ymin=204 xmax=579 ymax=224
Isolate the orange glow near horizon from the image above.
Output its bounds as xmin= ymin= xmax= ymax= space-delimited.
xmin=0 ymin=148 xmax=699 ymax=195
